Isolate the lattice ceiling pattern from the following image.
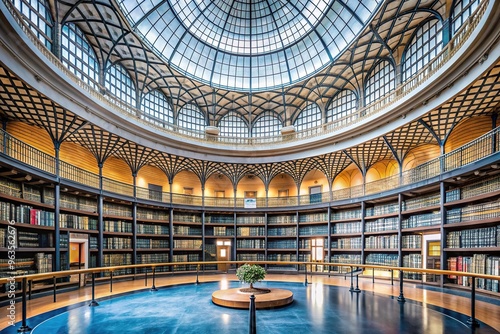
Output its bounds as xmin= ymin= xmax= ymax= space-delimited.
xmin=51 ymin=0 xmax=446 ymax=125
xmin=420 ymin=63 xmax=500 ymax=144
xmin=69 ymin=124 xmax=127 ymax=166
xmin=1 ymin=57 xmax=500 ymax=185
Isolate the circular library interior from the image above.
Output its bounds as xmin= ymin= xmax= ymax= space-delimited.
xmin=1 ymin=0 xmax=500 ymax=332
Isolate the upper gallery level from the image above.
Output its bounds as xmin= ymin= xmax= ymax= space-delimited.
xmin=0 ymin=0 xmax=499 ymax=161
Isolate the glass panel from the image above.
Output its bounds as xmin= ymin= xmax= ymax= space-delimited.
xmin=117 ymin=0 xmax=382 ymax=90
xmin=402 ymin=19 xmax=443 ymax=81
xmin=61 ymin=23 xmax=99 ymax=89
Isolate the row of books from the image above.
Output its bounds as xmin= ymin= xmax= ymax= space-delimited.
xmin=402 ymin=252 xmax=423 ymax=280
xmin=366 ymin=202 xmax=399 ymax=217
xmin=103 ymin=237 xmax=132 ymax=249
xmin=17 ymin=231 xmax=54 ymax=248
xmin=446 ymin=201 xmax=500 ymax=224
xmin=298 ymin=213 xmax=328 ymax=223
xmin=365 ymin=217 xmax=399 ymax=232
xmin=330 ymin=254 xmax=362 ymax=264
xmin=237 ymin=253 xmax=265 ymax=261
xmin=365 ymin=235 xmax=399 ymax=249
xmin=172 ymin=214 xmax=201 ymax=223
xmin=205 ymin=215 xmax=233 ymax=224
xmin=102 ymin=254 xmax=132 ymax=276
xmin=0 ymin=228 xmax=5 ymax=247
xmin=136 ymin=238 xmax=169 ymax=249
xmin=236 ymin=239 xmax=265 ymax=249
xmin=173 ymin=226 xmax=202 ymax=235
xmin=331 ymin=209 xmax=362 ymax=220
xmin=60 ymin=193 xmax=96 ymax=212
xmin=460 ymin=175 xmax=500 ymax=200
xmin=102 ymin=253 xmax=132 ymax=267
xmin=35 ymin=252 xmax=52 ymax=273
xmin=236 ymin=216 xmax=265 ymax=224
xmin=104 ymin=220 xmax=132 ymax=233
xmin=237 ymin=226 xmax=265 ymax=236
xmin=172 ymin=254 xmax=200 ymax=262
xmin=402 ymin=234 xmax=422 ymax=249
xmin=403 ymin=192 xmax=440 ymax=211
xmin=0 ymin=178 xmax=23 ymax=198
xmin=60 ymin=234 xmax=69 ymax=248
xmin=267 ymin=240 xmax=297 ymax=249
xmin=0 ymin=202 xmax=55 ymax=226
xmin=331 ymin=237 xmax=362 ymax=249
xmin=402 ymin=212 xmax=441 ymax=228
xmin=90 ymin=236 xmax=98 ymax=249
xmin=447 ymin=254 xmax=500 ymax=292
xmin=137 ymin=253 xmax=169 ymax=263
xmin=445 ymin=188 xmax=461 ymax=202
xmin=446 ymin=226 xmax=499 ymax=248
xmin=332 ymin=222 xmax=362 ymax=234
xmin=206 ymin=226 xmax=234 ymax=236
xmin=103 ymin=203 xmax=132 ymax=217
xmin=173 ymin=239 xmax=202 ymax=249
xmin=299 ymin=225 xmax=328 ymax=236
xmin=60 ymin=214 xmax=97 ymax=230
xmin=136 ymin=208 xmax=168 ymax=221
xmin=267 ymin=253 xmax=297 ymax=261
xmin=268 ymin=227 xmax=296 ymax=236
xmin=298 ymin=253 xmax=311 ymax=262
xmin=365 ymin=253 xmax=399 ymax=266
xmin=137 ymin=223 xmax=169 ymax=235
xmin=267 ymin=215 xmax=297 ymax=224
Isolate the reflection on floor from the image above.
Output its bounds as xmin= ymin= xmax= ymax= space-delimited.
xmin=1 ymin=281 xmax=498 ymax=334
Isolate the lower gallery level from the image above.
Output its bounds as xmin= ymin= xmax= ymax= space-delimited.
xmin=1 ymin=273 xmax=500 ymax=333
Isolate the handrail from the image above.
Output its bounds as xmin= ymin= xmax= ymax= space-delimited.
xmin=1 ymin=260 xmax=495 ymax=331
xmin=0 ymin=260 xmax=498 ymax=284
xmin=0 ymin=0 xmax=491 ymax=147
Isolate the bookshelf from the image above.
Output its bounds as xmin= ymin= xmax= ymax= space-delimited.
xmin=267 ymin=213 xmax=298 ymax=271
xmin=444 ymin=175 xmax=500 ymax=292
xmin=0 ymin=179 xmax=61 ymax=290
xmin=136 ymin=206 xmax=170 ymax=272
xmin=172 ymin=211 xmax=202 ymax=271
xmin=0 ymin=138 xmax=500 ymax=297
xmin=236 ymin=213 xmax=265 ymax=262
xmin=101 ymin=201 xmax=133 ymax=276
xmin=330 ymin=207 xmax=362 ymax=274
xmin=205 ymin=213 xmax=235 ymax=237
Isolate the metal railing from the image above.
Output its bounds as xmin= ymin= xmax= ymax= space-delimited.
xmin=0 ymin=126 xmax=499 ymax=208
xmin=0 ymin=0 xmax=491 ymax=147
xmin=1 ymin=130 xmax=55 ymax=174
xmin=0 ymin=260 xmax=497 ymax=332
xmin=102 ymin=177 xmax=134 ymax=197
xmin=59 ymin=161 xmax=100 ymax=188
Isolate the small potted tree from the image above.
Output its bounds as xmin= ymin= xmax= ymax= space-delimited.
xmin=236 ymin=263 xmax=269 ymax=294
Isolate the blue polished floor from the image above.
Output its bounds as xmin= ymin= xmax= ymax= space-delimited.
xmin=3 ymin=281 xmax=498 ymax=334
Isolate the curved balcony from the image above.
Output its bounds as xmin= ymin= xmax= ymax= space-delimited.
xmin=1 ymin=126 xmax=498 ymax=209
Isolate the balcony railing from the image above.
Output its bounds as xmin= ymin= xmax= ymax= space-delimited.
xmin=0 ymin=126 xmax=499 ymax=208
xmin=1 ymin=130 xmax=55 ymax=174
xmin=102 ymin=177 xmax=134 ymax=197
xmin=0 ymin=0 xmax=491 ymax=147
xmin=60 ymin=160 xmax=100 ymax=188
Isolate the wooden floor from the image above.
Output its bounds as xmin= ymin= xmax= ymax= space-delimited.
xmin=1 ymin=273 xmax=500 ymax=332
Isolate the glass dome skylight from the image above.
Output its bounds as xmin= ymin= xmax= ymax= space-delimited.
xmin=118 ymin=0 xmax=380 ymax=91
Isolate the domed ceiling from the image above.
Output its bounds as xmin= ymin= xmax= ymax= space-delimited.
xmin=117 ymin=0 xmax=381 ymax=91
